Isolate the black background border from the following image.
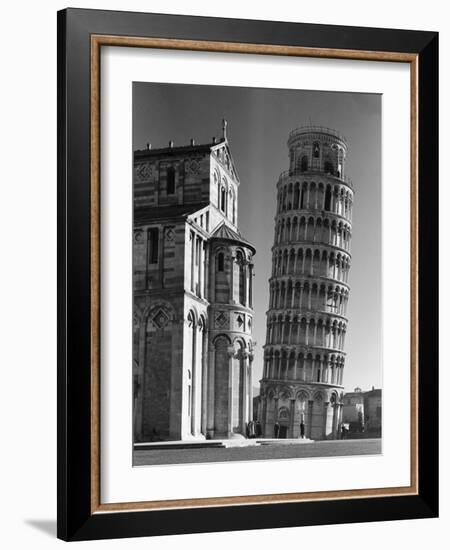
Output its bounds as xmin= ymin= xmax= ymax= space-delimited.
xmin=57 ymin=8 xmax=438 ymax=541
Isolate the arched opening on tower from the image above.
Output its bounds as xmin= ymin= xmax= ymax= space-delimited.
xmin=300 ymin=185 xmax=306 ymax=208
xmin=324 ymin=160 xmax=334 ymax=175
xmin=324 ymin=186 xmax=332 ymax=211
xmin=300 ymin=156 xmax=308 ymax=172
xmin=293 ymin=183 xmax=300 ymax=209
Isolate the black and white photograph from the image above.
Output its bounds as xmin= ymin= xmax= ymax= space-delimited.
xmin=0 ymin=0 xmax=442 ymax=546
xmin=132 ymin=82 xmax=382 ymax=466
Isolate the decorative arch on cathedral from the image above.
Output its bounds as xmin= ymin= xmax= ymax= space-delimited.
xmin=140 ymin=301 xmax=177 ymax=439
xmin=213 ymin=335 xmax=232 ymax=436
xmin=235 ymin=250 xmax=246 ymax=306
xmin=214 ymin=247 xmax=229 ymax=303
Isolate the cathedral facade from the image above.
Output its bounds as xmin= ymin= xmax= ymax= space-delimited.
xmin=133 ymin=123 xmax=255 ymax=442
xmin=259 ymin=126 xmax=354 ymax=440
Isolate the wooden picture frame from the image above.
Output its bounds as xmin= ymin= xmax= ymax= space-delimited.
xmin=57 ymin=8 xmax=438 ymax=541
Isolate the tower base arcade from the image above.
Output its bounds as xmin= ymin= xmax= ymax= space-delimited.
xmin=258 ymin=381 xmax=344 ymax=440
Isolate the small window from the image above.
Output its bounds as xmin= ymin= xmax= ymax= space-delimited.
xmin=217 ymin=252 xmax=225 ymax=272
xmin=167 ymin=167 xmax=175 ymax=194
xmin=148 ymin=228 xmax=159 ymax=264
xmin=313 ymin=142 xmax=320 ymax=158
xmin=220 ymin=186 xmax=226 ymax=212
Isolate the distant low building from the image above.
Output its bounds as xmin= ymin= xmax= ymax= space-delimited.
xmin=364 ymin=387 xmax=382 ymax=436
xmin=342 ymin=387 xmax=365 ymax=433
xmin=342 ymin=386 xmax=381 ymax=438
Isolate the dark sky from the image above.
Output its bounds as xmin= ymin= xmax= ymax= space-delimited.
xmin=133 ymin=82 xmax=382 ymax=393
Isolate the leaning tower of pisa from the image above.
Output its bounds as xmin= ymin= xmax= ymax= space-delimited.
xmin=259 ymin=126 xmax=354 ymax=440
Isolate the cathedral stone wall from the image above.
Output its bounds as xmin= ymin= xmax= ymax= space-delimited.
xmin=134 ymin=146 xmax=212 ymax=208
xmin=142 ymin=322 xmax=173 ymax=437
xmin=133 ymin=130 xmax=256 ymax=442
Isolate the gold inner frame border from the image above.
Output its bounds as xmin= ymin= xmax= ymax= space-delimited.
xmin=89 ymin=34 xmax=419 ymax=514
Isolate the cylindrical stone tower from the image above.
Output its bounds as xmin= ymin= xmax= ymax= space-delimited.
xmin=259 ymin=126 xmax=354 ymax=440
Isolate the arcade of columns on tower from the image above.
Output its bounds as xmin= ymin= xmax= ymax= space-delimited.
xmin=257 ymin=126 xmax=354 ymax=441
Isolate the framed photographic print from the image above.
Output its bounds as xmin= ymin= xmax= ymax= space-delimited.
xmin=57 ymin=8 xmax=438 ymax=541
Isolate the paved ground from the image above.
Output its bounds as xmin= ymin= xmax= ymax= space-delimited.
xmin=134 ymin=438 xmax=382 ymax=466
